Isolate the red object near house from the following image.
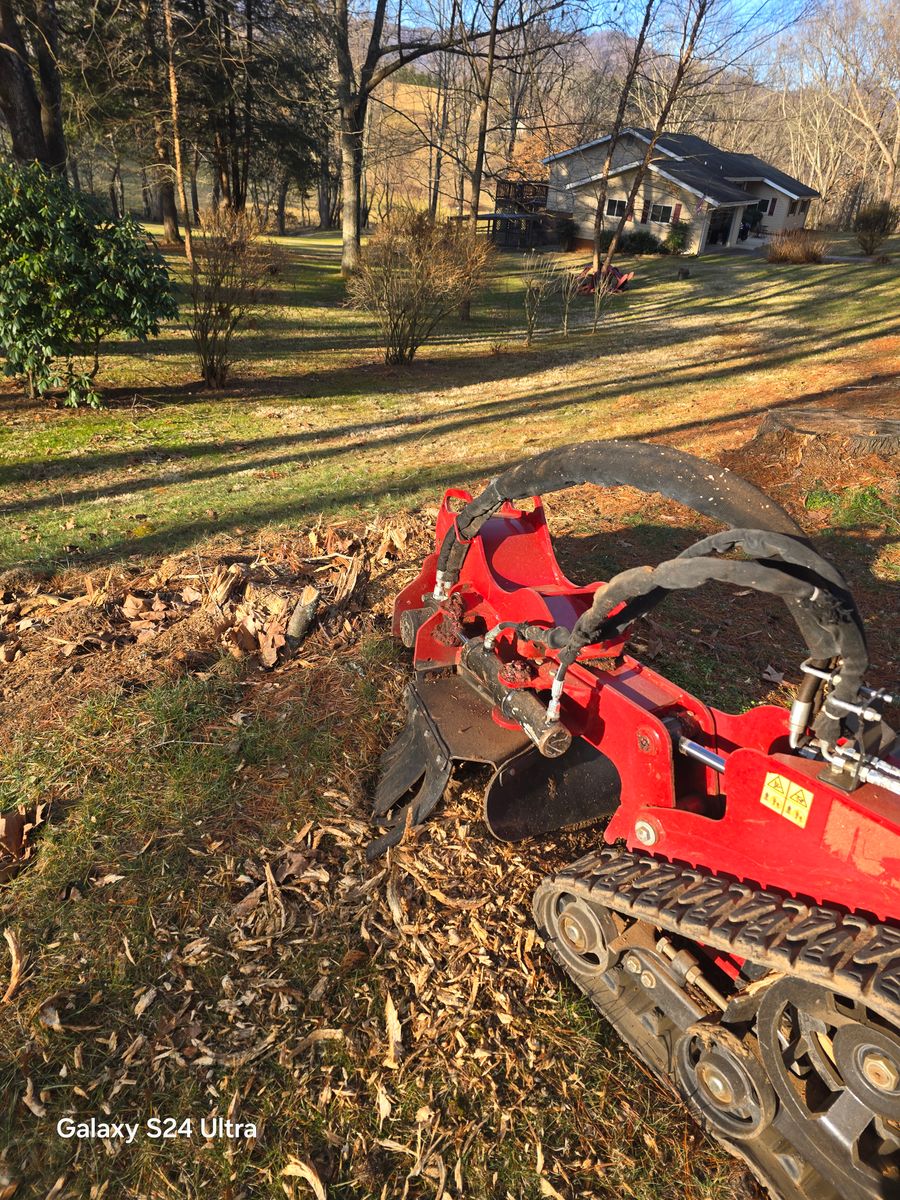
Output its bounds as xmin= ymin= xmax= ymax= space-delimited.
xmin=574 ymin=264 xmax=635 ymax=295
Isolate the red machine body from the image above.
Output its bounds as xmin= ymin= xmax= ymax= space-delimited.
xmin=393 ymin=489 xmax=900 ymax=923
xmin=372 ymin=441 xmax=900 ymax=1200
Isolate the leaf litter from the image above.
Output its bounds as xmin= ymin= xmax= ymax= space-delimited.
xmin=0 ymin=507 xmax=746 ymax=1199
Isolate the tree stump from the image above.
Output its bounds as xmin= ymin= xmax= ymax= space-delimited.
xmin=721 ymin=408 xmax=900 ymax=512
xmin=759 ymin=409 xmax=900 ymax=456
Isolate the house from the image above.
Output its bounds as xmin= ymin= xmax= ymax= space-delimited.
xmin=543 ymin=128 xmax=820 ymax=254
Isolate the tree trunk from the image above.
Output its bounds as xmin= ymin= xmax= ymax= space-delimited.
xmin=108 ymin=167 xmax=121 ymax=218
xmin=69 ymin=156 xmax=81 ymax=190
xmin=601 ymin=0 xmax=709 ymax=275
xmin=276 ymin=174 xmax=290 ymax=235
xmin=190 ymin=148 xmax=201 ymax=220
xmin=163 ymin=0 xmax=193 ymax=263
xmin=592 ymin=0 xmax=656 ymax=271
xmin=33 ymin=0 xmax=66 ymax=170
xmin=317 ymin=155 xmax=333 ymax=228
xmin=141 ymin=164 xmax=153 ymax=217
xmin=467 ymin=0 xmax=502 ymax=234
xmin=458 ymin=0 xmax=502 ymax=320
xmin=339 ymin=97 xmax=366 ymax=273
xmin=0 ymin=0 xmax=58 ymax=166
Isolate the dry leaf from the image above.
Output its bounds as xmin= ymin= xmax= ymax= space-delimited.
xmin=38 ymin=1002 xmax=63 ymax=1031
xmin=133 ymin=986 xmax=157 ymax=1017
xmin=539 ymin=1178 xmax=566 ymax=1199
xmin=383 ymin=992 xmax=402 ymax=1069
xmin=22 ymin=1077 xmax=45 ymax=1118
xmin=375 ymin=1083 xmax=392 ymax=1129
xmin=1 ymin=928 xmax=23 ymax=1003
xmin=281 ymin=1160 xmax=326 ymax=1199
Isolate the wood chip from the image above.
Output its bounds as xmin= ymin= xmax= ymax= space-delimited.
xmin=383 ymin=992 xmax=402 ymax=1069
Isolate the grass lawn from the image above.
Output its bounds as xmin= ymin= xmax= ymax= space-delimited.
xmin=2 ymin=232 xmax=898 ymax=572
xmin=0 ymin=232 xmax=898 ymax=1198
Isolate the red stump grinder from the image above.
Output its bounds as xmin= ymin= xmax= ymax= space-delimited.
xmin=368 ymin=440 xmax=900 ymax=1200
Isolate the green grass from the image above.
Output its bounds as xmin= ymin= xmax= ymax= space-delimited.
xmin=2 ymin=232 xmax=898 ymax=572
xmin=806 ymin=481 xmax=900 ymax=532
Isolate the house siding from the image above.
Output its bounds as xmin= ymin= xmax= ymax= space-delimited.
xmin=737 ymin=182 xmax=811 ymax=234
xmin=547 ymin=133 xmax=816 ymax=255
xmin=568 ymin=169 xmax=711 ymax=254
xmin=547 ymin=133 xmax=652 ymax=212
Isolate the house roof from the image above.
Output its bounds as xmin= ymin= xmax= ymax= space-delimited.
xmin=545 ymin=127 xmax=820 ymax=204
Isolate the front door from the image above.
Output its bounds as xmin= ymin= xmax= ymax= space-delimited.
xmin=704 ymin=207 xmax=733 ymax=248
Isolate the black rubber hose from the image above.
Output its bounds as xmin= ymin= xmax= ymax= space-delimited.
xmin=436 ymin=439 xmax=805 ymax=585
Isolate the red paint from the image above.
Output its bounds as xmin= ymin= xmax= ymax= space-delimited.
xmin=398 ymin=490 xmax=900 ymax=924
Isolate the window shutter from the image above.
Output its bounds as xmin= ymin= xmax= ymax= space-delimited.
xmin=672 ymin=203 xmax=682 ymax=223
xmin=639 ymin=206 xmax=649 ymax=224
xmin=769 ymin=197 xmax=777 ymax=216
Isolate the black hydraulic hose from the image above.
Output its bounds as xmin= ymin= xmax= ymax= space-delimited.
xmin=436 ymin=441 xmax=867 ymax=745
xmin=435 ymin=439 xmax=805 ymax=588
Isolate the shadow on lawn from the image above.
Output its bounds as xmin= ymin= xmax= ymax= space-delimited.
xmin=10 ymin=404 xmax=900 ymax=592
xmin=1 ymin=338 xmax=896 ymax=514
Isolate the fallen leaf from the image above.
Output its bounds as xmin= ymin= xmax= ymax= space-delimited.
xmin=280 ymin=1159 xmax=326 ymax=1199
xmin=376 ymin=1083 xmax=392 ymax=1129
xmin=22 ymin=1077 xmax=45 ymax=1118
xmin=762 ymin=664 xmax=784 ymax=684
xmin=1 ymin=928 xmax=23 ymax=1003
xmin=38 ymin=1002 xmax=63 ymax=1031
xmin=133 ymin=986 xmax=157 ymax=1017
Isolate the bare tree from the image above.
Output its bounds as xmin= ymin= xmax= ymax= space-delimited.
xmin=328 ymin=0 xmax=564 ymax=274
xmin=814 ymin=0 xmax=900 ymax=203
xmin=590 ymin=0 xmax=657 ymax=271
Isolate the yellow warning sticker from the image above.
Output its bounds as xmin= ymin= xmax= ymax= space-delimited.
xmin=759 ymin=772 xmax=814 ymax=828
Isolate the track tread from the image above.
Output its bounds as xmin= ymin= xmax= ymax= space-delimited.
xmin=554 ymin=846 xmax=900 ymax=1031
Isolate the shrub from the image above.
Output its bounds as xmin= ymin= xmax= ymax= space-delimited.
xmin=521 ymin=251 xmax=559 ymax=345
xmin=347 ymin=212 xmax=492 ymax=365
xmin=597 ymin=227 xmax=668 ymax=256
xmin=591 ymin=270 xmax=619 ymax=334
xmin=622 ymin=228 xmax=667 ymax=255
xmin=854 ymin=202 xmax=900 ymax=256
xmin=766 ymin=229 xmax=829 ymax=264
xmin=0 ymin=162 xmax=176 ymax=405
xmin=664 ymin=220 xmax=691 ymax=254
xmin=187 ymin=208 xmax=280 ymax=387
xmin=558 ymin=265 xmax=582 ymax=337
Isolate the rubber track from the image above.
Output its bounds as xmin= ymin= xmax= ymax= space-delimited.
xmin=544 ymin=845 xmax=900 ymax=1031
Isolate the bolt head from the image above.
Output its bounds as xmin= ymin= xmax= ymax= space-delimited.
xmin=624 ymin=953 xmax=642 ymax=975
xmin=862 ymin=1052 xmax=900 ymax=1093
xmin=634 ymin=820 xmax=658 ymax=847
xmin=697 ymin=1062 xmax=735 ymax=1107
xmin=559 ymin=913 xmax=587 ymax=953
xmin=640 ymin=970 xmax=656 ymax=989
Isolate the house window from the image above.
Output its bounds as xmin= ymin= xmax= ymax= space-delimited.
xmin=788 ymin=199 xmax=798 ymax=215
xmin=768 ymin=197 xmax=777 ymax=216
xmin=649 ymin=203 xmax=673 ymax=223
xmin=756 ymin=198 xmax=769 ymax=213
xmin=606 ymin=198 xmax=627 ymax=217
xmin=800 ymin=198 xmax=810 ymax=213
